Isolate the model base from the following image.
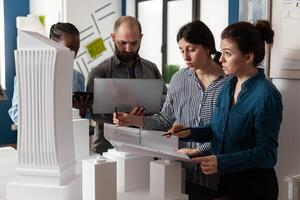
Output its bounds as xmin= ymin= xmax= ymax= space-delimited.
xmin=6 ymin=175 xmax=81 ymax=200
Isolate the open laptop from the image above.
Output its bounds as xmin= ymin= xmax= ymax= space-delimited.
xmin=93 ymin=78 xmax=164 ymax=114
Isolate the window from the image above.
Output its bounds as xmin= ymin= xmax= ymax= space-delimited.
xmin=136 ymin=0 xmax=195 ymax=76
xmin=135 ymin=0 xmax=228 ymax=79
xmin=137 ymin=0 xmax=163 ymax=73
xmin=200 ymin=0 xmax=228 ymax=52
xmin=167 ymin=0 xmax=193 ymax=70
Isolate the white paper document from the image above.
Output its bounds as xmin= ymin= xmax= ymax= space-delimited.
xmin=104 ymin=123 xmax=190 ymax=161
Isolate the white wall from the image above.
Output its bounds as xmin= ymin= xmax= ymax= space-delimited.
xmin=273 ymin=79 xmax=300 ymax=200
xmin=0 ymin=0 xmax=5 ymax=89
xmin=30 ymin=0 xmax=62 ymax=35
xmin=269 ymin=0 xmax=300 ymax=198
xmin=30 ymin=0 xmax=121 ymax=79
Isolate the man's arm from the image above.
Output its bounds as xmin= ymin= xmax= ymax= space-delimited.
xmin=8 ymin=77 xmax=18 ymax=124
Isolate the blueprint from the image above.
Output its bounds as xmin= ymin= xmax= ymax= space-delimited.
xmin=104 ymin=123 xmax=190 ymax=161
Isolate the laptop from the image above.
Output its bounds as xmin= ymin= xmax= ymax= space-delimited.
xmin=93 ymin=78 xmax=164 ymax=114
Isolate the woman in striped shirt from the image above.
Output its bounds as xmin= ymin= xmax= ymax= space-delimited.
xmin=114 ymin=20 xmax=229 ymax=199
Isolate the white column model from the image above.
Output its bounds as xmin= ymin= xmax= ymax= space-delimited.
xmin=103 ymin=149 xmax=153 ymax=192
xmin=72 ymin=108 xmax=89 ymax=175
xmin=149 ymin=159 xmax=188 ymax=200
xmin=82 ymin=156 xmax=117 ymax=200
xmin=7 ymin=30 xmax=81 ymax=200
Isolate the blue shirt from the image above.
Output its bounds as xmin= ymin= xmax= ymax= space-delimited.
xmin=188 ymin=70 xmax=283 ymax=173
xmin=8 ymin=69 xmax=85 ymax=124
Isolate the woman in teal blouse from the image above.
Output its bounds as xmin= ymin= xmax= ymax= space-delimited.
xmin=169 ymin=20 xmax=283 ymax=199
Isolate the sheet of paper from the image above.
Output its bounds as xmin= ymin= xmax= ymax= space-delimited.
xmin=104 ymin=123 xmax=190 ymax=161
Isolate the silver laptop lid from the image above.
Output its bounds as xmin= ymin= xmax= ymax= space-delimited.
xmin=93 ymin=78 xmax=164 ymax=114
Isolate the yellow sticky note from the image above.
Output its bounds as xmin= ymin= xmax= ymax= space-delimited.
xmin=39 ymin=16 xmax=45 ymax=26
xmin=86 ymin=38 xmax=107 ymax=59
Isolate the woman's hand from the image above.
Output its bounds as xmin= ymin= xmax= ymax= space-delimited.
xmin=167 ymin=123 xmax=191 ymax=138
xmin=177 ymin=148 xmax=201 ymax=158
xmin=191 ymin=155 xmax=218 ymax=175
xmin=113 ymin=112 xmax=144 ymax=128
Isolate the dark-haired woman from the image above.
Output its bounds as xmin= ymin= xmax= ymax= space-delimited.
xmin=113 ymin=20 xmax=230 ymax=199
xmin=8 ymin=22 xmax=85 ymax=123
xmin=49 ymin=22 xmax=85 ymax=94
xmin=169 ymin=20 xmax=282 ymax=199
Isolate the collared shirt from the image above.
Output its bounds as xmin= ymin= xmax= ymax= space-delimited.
xmin=86 ymin=54 xmax=166 ymax=93
xmin=189 ymin=69 xmax=283 ymax=172
xmin=8 ymin=69 xmax=85 ymax=124
xmin=143 ymin=67 xmax=230 ymax=189
xmin=86 ymin=54 xmax=167 ymax=154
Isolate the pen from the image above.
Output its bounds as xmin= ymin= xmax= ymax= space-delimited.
xmin=161 ymin=127 xmax=191 ymax=136
xmin=115 ymin=106 xmax=118 ymax=119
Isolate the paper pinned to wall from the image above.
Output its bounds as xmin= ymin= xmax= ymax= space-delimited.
xmin=270 ymin=0 xmax=300 ymax=78
xmin=86 ymin=37 xmax=107 ymax=59
xmin=280 ymin=17 xmax=300 ymax=69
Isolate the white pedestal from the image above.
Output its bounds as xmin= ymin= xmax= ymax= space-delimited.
xmin=118 ymin=188 xmax=188 ymax=200
xmin=149 ymin=159 xmax=188 ymax=200
xmin=0 ymin=147 xmax=16 ymax=199
xmin=82 ymin=157 xmax=117 ymax=200
xmin=73 ymin=108 xmax=90 ymax=174
xmin=103 ymin=149 xmax=153 ymax=192
xmin=7 ymin=175 xmax=81 ymax=200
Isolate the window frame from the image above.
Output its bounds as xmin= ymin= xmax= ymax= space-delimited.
xmin=135 ymin=0 xmax=199 ymax=76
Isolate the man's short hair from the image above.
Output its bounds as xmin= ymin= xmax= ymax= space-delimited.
xmin=113 ymin=16 xmax=142 ymax=34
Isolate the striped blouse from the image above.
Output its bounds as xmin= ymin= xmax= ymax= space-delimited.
xmin=143 ymin=67 xmax=230 ymax=189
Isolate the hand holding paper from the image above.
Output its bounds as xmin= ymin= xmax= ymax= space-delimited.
xmin=191 ymin=155 xmax=218 ymax=175
xmin=177 ymin=148 xmax=201 ymax=158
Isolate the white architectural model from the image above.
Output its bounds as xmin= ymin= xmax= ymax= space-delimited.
xmin=102 ymin=123 xmax=189 ymax=200
xmin=7 ymin=30 xmax=81 ymax=200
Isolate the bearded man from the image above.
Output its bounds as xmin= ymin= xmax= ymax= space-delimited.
xmin=86 ymin=16 xmax=166 ymax=154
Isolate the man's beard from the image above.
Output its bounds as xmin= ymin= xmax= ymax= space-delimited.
xmin=114 ymin=44 xmax=139 ymax=62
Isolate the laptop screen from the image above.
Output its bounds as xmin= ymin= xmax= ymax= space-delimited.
xmin=93 ymin=78 xmax=164 ymax=114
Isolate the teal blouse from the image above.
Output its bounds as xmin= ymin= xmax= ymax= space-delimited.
xmin=187 ymin=69 xmax=283 ymax=173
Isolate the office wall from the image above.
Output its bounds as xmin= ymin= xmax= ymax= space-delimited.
xmin=273 ymin=79 xmax=300 ymax=200
xmin=0 ymin=0 xmax=29 ymax=145
xmin=30 ymin=0 xmax=121 ymax=79
xmin=269 ymin=0 xmax=300 ymax=199
xmin=29 ymin=0 xmax=62 ymax=34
